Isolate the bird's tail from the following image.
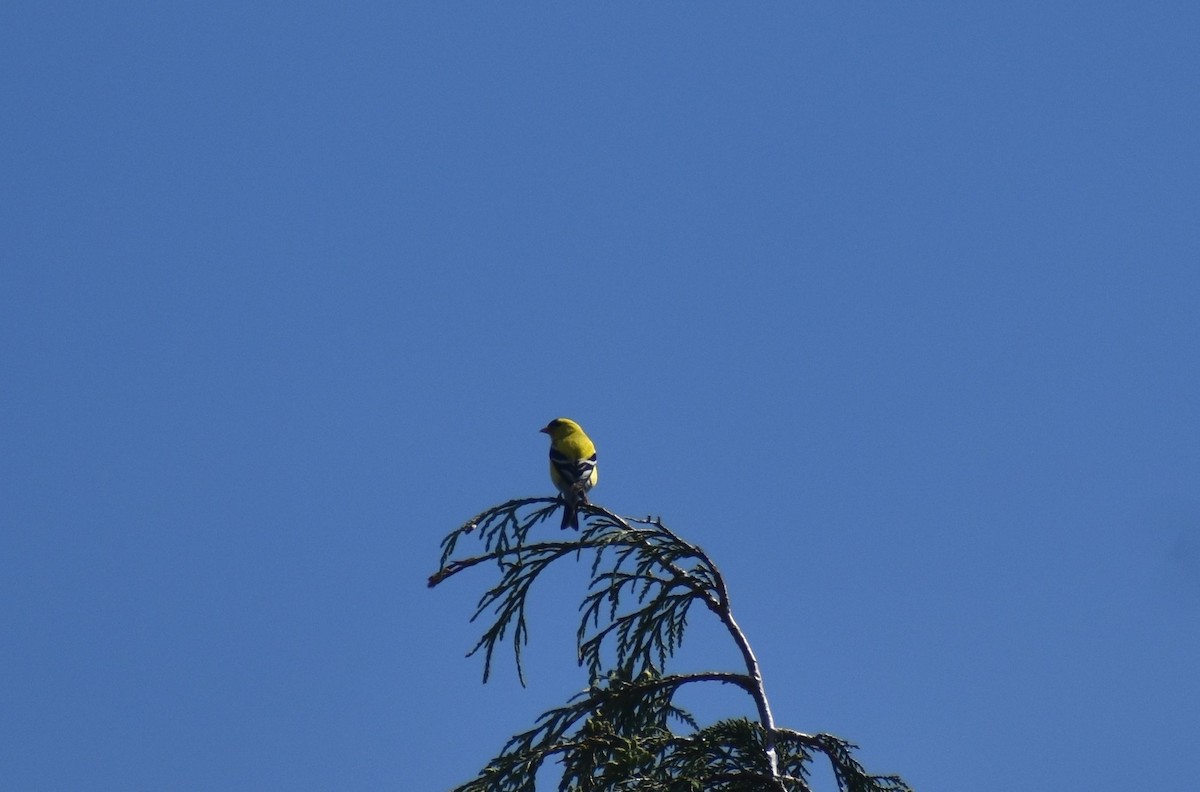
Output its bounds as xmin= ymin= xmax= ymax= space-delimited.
xmin=560 ymin=485 xmax=590 ymax=530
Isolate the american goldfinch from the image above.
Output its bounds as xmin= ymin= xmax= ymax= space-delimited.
xmin=540 ymin=418 xmax=598 ymax=530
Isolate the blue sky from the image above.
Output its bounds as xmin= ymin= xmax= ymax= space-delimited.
xmin=3 ymin=2 xmax=1199 ymax=790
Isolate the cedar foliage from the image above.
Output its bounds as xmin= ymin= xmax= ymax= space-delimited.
xmin=429 ymin=497 xmax=911 ymax=792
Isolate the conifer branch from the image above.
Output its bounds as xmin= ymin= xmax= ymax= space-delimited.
xmin=430 ymin=497 xmax=911 ymax=792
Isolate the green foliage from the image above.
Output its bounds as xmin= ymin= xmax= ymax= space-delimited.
xmin=429 ymin=498 xmax=911 ymax=792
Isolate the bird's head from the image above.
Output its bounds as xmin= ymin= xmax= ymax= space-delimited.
xmin=540 ymin=417 xmax=583 ymax=441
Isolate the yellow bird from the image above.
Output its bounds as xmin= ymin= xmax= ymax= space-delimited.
xmin=540 ymin=418 xmax=598 ymax=530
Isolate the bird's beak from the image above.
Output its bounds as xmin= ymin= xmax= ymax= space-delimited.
xmin=539 ymin=426 xmax=550 ymax=434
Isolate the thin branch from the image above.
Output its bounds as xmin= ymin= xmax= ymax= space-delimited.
xmin=718 ymin=596 xmax=779 ymax=779
xmin=428 ymin=539 xmax=611 ymax=588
